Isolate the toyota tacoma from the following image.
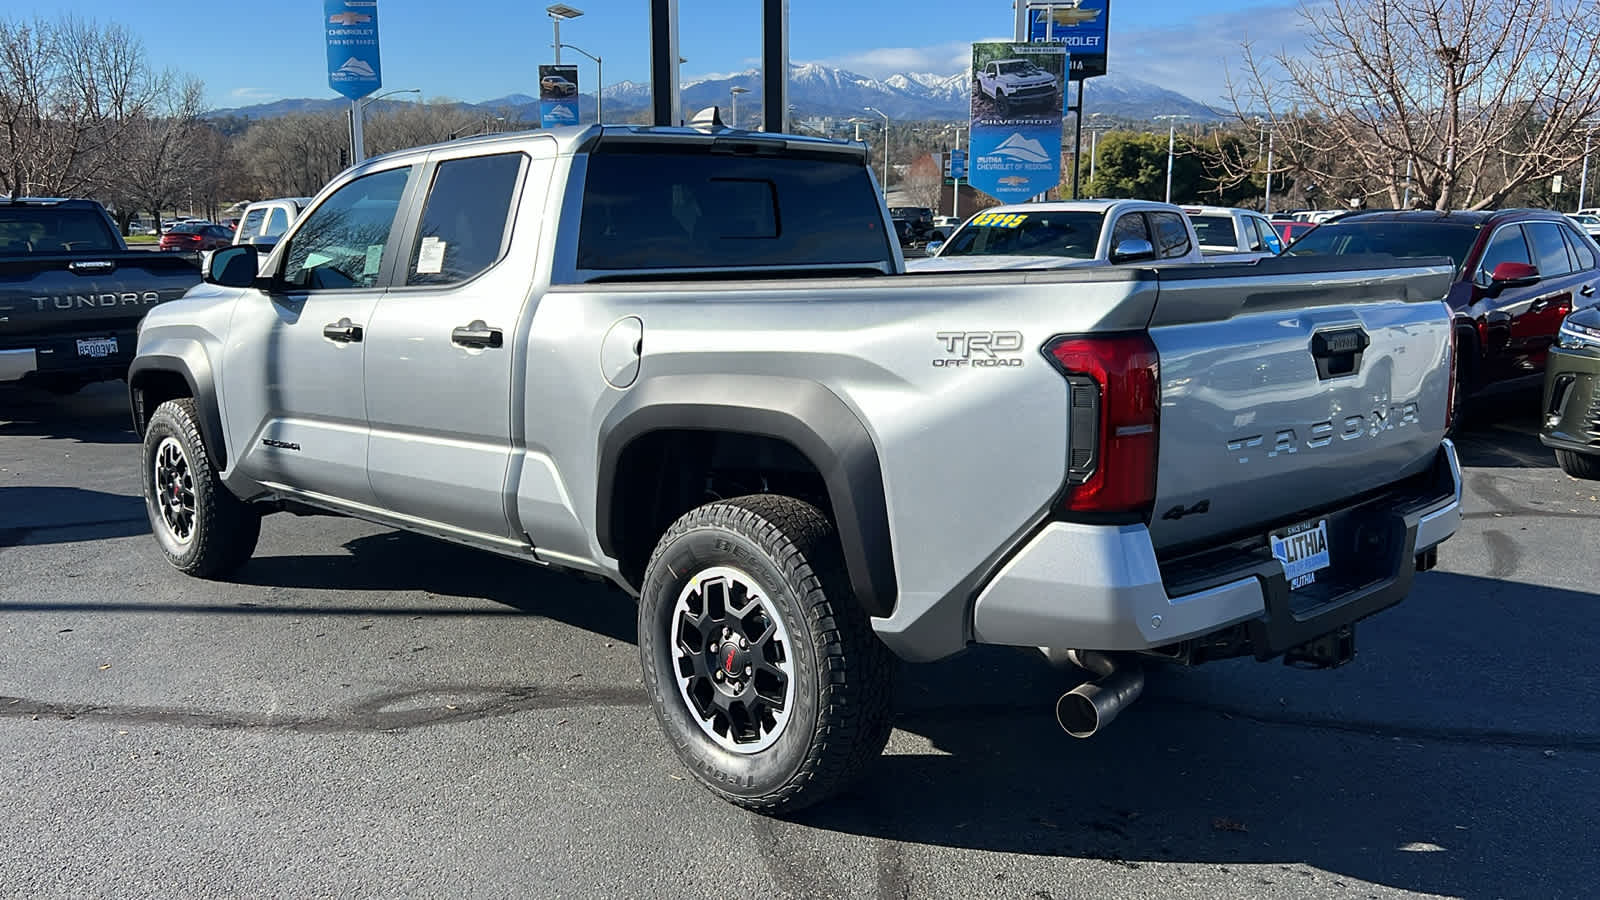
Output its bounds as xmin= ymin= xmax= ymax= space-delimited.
xmin=130 ymin=124 xmax=1464 ymax=813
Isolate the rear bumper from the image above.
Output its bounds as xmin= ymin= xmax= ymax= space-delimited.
xmin=970 ymin=440 xmax=1462 ymax=658
xmin=0 ymin=328 xmax=139 ymax=383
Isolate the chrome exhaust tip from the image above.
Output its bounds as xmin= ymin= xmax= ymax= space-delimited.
xmin=1055 ymin=655 xmax=1144 ymax=739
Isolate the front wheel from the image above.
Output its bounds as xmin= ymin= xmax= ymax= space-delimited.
xmin=141 ymin=398 xmax=261 ymax=578
xmin=1556 ymin=449 xmax=1600 ymax=481
xmin=638 ymin=495 xmax=894 ymax=813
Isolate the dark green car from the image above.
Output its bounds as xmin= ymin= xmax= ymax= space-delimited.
xmin=1541 ymin=304 xmax=1600 ymax=479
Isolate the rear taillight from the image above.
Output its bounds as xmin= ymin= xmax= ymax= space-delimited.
xmin=1444 ymin=327 xmax=1459 ymax=431
xmin=1043 ymin=333 xmax=1160 ymax=518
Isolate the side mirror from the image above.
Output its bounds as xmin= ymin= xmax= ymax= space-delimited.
xmin=204 ymin=245 xmax=259 ymax=287
xmin=1489 ymin=261 xmax=1541 ymax=289
xmin=924 ymin=240 xmax=945 ymax=256
xmin=1110 ymin=238 xmax=1156 ymax=264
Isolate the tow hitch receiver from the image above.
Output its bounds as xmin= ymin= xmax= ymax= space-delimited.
xmin=1283 ymin=625 xmax=1356 ymax=669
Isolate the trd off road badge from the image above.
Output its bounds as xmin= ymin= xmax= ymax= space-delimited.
xmin=933 ymin=331 xmax=1025 ymax=368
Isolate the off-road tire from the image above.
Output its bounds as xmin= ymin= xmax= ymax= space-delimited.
xmin=141 ymin=398 xmax=260 ymax=577
xmin=1556 ymin=448 xmax=1600 ymax=481
xmin=638 ymin=494 xmax=894 ymax=814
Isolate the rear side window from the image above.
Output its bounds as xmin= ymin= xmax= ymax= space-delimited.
xmin=1149 ymin=212 xmax=1192 ymax=259
xmin=1525 ymin=222 xmax=1573 ymax=277
xmin=406 ymin=153 xmax=524 ymax=286
xmin=1562 ymin=224 xmax=1598 ymax=271
xmin=576 ymin=147 xmax=892 ymax=272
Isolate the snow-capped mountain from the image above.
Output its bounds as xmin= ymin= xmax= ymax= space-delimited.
xmin=210 ymin=63 xmax=1218 ymax=124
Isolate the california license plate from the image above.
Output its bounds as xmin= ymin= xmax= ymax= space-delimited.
xmin=1271 ymin=518 xmax=1331 ymax=590
xmin=76 ymin=337 xmax=119 ymax=358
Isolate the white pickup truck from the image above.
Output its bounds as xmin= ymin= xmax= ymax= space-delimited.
xmin=1184 ymin=205 xmax=1286 ymax=256
xmin=913 ymin=199 xmax=1269 ymax=271
xmin=975 ymin=58 xmax=1060 ymax=115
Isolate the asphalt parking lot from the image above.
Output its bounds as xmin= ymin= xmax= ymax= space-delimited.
xmin=3 ymin=382 xmax=1597 ymax=899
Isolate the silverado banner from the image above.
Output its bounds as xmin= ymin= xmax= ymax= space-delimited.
xmin=968 ymin=43 xmax=1067 ymax=202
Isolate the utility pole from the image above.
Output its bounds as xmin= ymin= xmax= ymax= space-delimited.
xmin=1154 ymin=114 xmax=1191 ymax=204
xmin=865 ymin=106 xmax=889 ymax=196
xmin=1581 ymin=125 xmax=1595 ymax=212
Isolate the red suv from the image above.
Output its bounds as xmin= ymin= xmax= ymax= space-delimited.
xmin=1283 ymin=209 xmax=1600 ymax=421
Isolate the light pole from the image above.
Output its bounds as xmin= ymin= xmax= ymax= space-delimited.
xmin=546 ymin=4 xmax=582 ymax=65
xmin=558 ymin=42 xmax=603 ymax=124
xmin=1255 ymin=117 xmax=1276 ymax=214
xmin=1581 ymin=123 xmax=1596 ymax=212
xmin=947 ymin=124 xmax=967 ymax=219
xmin=351 ymin=88 xmax=421 ymax=163
xmin=1154 ymin=114 xmax=1191 ymax=203
xmin=864 ymin=106 xmax=889 ymax=196
xmin=730 ymin=86 xmax=749 ymax=129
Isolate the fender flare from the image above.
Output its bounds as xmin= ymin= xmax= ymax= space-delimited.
xmin=596 ymin=375 xmax=898 ymax=618
xmin=128 ymin=341 xmax=227 ymax=469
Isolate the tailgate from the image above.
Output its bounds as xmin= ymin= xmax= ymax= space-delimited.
xmin=1145 ymin=255 xmax=1455 ymax=554
xmin=0 ymin=252 xmax=202 ymax=341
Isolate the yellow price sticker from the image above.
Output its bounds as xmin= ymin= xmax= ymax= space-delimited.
xmin=972 ymin=212 xmax=1027 ymax=228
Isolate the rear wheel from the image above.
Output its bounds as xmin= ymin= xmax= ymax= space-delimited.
xmin=1556 ymin=449 xmax=1600 ymax=480
xmin=638 ymin=495 xmax=894 ymax=813
xmin=141 ymin=398 xmax=261 ymax=578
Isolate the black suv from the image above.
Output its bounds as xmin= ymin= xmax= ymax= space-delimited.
xmin=889 ymin=207 xmax=934 ymax=245
xmin=1284 ymin=208 xmax=1600 ymax=418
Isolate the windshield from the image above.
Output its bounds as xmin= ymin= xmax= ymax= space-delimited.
xmin=1282 ymin=220 xmax=1481 ymax=275
xmin=940 ymin=210 xmax=1104 ymax=259
xmin=997 ymin=61 xmax=1041 ymax=76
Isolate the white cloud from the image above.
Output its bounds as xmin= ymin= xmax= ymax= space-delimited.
xmin=228 ymin=87 xmax=278 ymax=102
xmin=809 ymin=39 xmax=1009 ymax=79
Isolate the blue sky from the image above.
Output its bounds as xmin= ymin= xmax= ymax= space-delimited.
xmin=22 ymin=1 xmax=1307 ymax=109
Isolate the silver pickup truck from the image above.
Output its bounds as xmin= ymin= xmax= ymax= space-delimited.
xmin=130 ymin=124 xmax=1463 ymax=813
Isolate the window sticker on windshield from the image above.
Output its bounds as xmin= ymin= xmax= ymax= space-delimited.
xmin=363 ymin=244 xmax=384 ymax=276
xmin=969 ymin=212 xmax=1027 ymax=228
xmin=416 ymin=236 xmax=446 ymax=275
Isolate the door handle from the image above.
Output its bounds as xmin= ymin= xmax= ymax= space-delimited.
xmin=1529 ymin=298 xmax=1550 ymax=313
xmin=322 ymin=319 xmax=363 ymax=343
xmin=452 ymin=321 xmax=503 ymax=349
xmin=1582 ymin=284 xmax=1595 ymax=298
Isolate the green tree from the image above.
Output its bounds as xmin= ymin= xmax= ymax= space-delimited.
xmin=1082 ymin=131 xmax=1207 ymax=202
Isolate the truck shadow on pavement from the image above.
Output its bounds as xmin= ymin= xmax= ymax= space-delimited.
xmin=791 ymin=571 xmax=1600 ymax=898
xmin=0 ymin=382 xmax=137 ymax=445
xmin=1452 ymin=389 xmax=1554 ymax=469
xmin=236 ymin=529 xmax=639 ymax=645
xmin=0 ymin=486 xmax=148 ymax=547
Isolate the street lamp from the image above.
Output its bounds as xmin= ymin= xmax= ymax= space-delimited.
xmin=1255 ymin=117 xmax=1276 ymax=214
xmin=350 ymin=88 xmax=421 ymax=164
xmin=558 ymin=42 xmax=604 ymax=124
xmin=546 ymin=4 xmax=583 ymax=65
xmin=730 ymin=86 xmax=749 ymax=129
xmin=1580 ymin=122 xmax=1597 ymax=212
xmin=1154 ymin=114 xmax=1192 ymax=203
xmin=864 ymin=106 xmax=889 ymax=196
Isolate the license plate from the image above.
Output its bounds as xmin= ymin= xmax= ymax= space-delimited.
xmin=1271 ymin=518 xmax=1330 ymax=590
xmin=76 ymin=337 xmax=119 ymax=358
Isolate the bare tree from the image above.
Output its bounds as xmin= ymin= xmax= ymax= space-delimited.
xmin=1228 ymin=0 xmax=1600 ymax=210
xmin=0 ymin=15 xmax=165 ymax=196
xmin=234 ymin=111 xmax=349 ymax=198
xmin=118 ymin=75 xmax=208 ymax=225
xmin=900 ymin=154 xmax=944 ymax=210
xmin=364 ymin=98 xmax=490 ymax=156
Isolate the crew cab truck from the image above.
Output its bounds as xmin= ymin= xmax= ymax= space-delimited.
xmin=130 ymin=124 xmax=1464 ymax=814
xmin=976 ymin=58 xmax=1059 ymax=115
xmin=1183 ymin=205 xmax=1285 ymax=256
xmin=1 ymin=198 xmax=201 ymax=392
xmin=915 ymin=199 xmax=1266 ymax=270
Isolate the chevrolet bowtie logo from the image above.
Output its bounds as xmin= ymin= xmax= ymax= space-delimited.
xmin=328 ymin=12 xmax=371 ymax=25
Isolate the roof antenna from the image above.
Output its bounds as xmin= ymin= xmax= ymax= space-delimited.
xmin=687 ymin=105 xmax=727 ymax=131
